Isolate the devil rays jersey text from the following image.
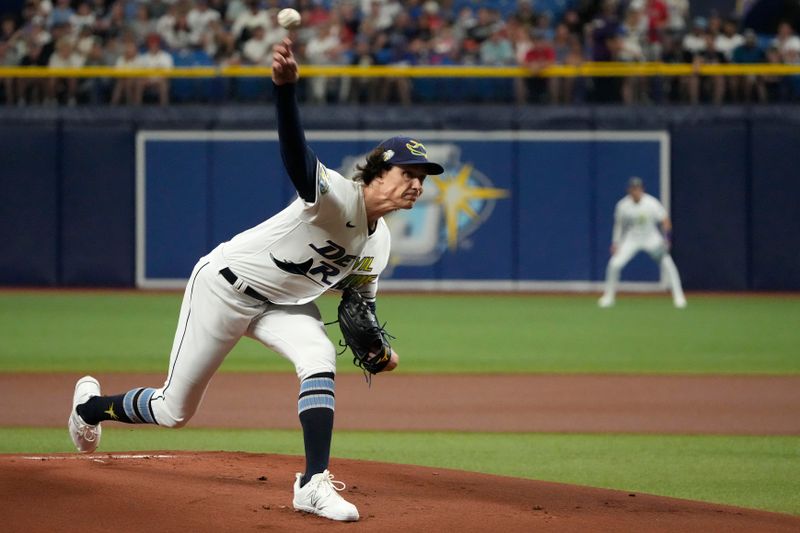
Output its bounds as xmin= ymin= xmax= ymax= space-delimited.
xmin=219 ymin=162 xmax=390 ymax=305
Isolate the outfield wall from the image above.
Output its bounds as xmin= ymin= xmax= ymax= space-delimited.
xmin=1 ymin=105 xmax=798 ymax=291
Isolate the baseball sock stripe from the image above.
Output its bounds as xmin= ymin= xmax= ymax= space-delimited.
xmin=298 ymin=389 xmax=334 ymax=400
xmin=136 ymin=388 xmax=157 ymax=424
xmin=299 ymin=377 xmax=335 ymax=395
xmin=123 ymin=388 xmax=145 ymax=423
xmin=298 ymin=394 xmax=335 ymax=414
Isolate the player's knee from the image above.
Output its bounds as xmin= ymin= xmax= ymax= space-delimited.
xmin=151 ymin=398 xmax=196 ymax=428
xmin=158 ymin=414 xmax=190 ymax=429
xmin=294 ymin=343 xmax=337 ymax=382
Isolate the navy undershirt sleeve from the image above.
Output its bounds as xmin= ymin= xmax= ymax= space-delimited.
xmin=274 ymin=82 xmax=318 ymax=202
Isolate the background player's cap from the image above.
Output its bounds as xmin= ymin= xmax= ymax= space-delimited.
xmin=628 ymin=176 xmax=644 ymax=188
xmin=377 ymin=136 xmax=445 ymax=175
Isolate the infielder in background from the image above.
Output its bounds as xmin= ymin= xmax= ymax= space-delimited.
xmin=598 ymin=177 xmax=687 ymax=308
xmin=67 ymin=38 xmax=444 ymax=522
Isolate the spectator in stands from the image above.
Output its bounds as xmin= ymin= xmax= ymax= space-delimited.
xmin=231 ymin=0 xmax=270 ymax=45
xmin=79 ymin=36 xmax=110 ymax=103
xmin=782 ymin=40 xmax=800 ymax=99
xmin=715 ymin=18 xmax=744 ymax=62
xmin=1 ymin=16 xmax=24 ymax=63
xmin=188 ymin=0 xmax=221 ymax=48
xmin=645 ymin=0 xmax=668 ymax=50
xmin=619 ymin=3 xmax=647 ymax=104
xmin=715 ymin=17 xmax=744 ymax=102
xmin=763 ymin=45 xmax=786 ymax=101
xmin=225 ymin=0 xmax=247 ymax=27
xmin=589 ymin=0 xmax=623 ymax=102
xmin=17 ymin=40 xmax=46 ymax=104
xmin=534 ymin=11 xmax=555 ymax=42
xmin=453 ymin=6 xmax=477 ymax=42
xmin=416 ymin=1 xmax=442 ymax=39
xmin=551 ymin=22 xmax=584 ymax=104
xmin=161 ymin=11 xmax=193 ymax=51
xmin=664 ymin=0 xmax=688 ymax=36
xmin=69 ymin=2 xmax=95 ymax=33
xmin=520 ymin=28 xmax=555 ymax=104
xmin=202 ymin=18 xmax=236 ymax=62
xmin=772 ymin=21 xmax=800 ymax=62
xmin=732 ymin=28 xmax=767 ymax=102
xmin=685 ymin=31 xmax=725 ymax=104
xmin=0 ymin=40 xmax=18 ymax=105
xmin=305 ymin=22 xmax=342 ymax=103
xmin=48 ymin=0 xmax=74 ymax=29
xmin=468 ymin=7 xmax=499 ymax=44
xmin=47 ymin=36 xmax=84 ymax=105
xmin=111 ymin=38 xmax=139 ymax=105
xmin=241 ymin=24 xmax=270 ymax=65
xmin=512 ymin=0 xmax=539 ymax=27
xmin=88 ymin=0 xmax=107 ymax=21
xmin=429 ymin=22 xmax=457 ymax=64
xmin=130 ymin=4 xmax=157 ymax=45
xmin=136 ymin=33 xmax=173 ymax=106
xmin=682 ymin=16 xmax=707 ymax=56
xmin=561 ymin=8 xmax=583 ymax=38
xmin=374 ymin=0 xmax=403 ymax=32
xmin=100 ymin=0 xmax=126 ymax=40
xmin=74 ymin=24 xmax=94 ymax=58
xmin=480 ymin=27 xmax=514 ymax=65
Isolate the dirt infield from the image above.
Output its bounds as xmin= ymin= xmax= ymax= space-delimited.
xmin=2 ymin=373 xmax=799 ymax=434
xmin=2 ymin=451 xmax=798 ymax=533
xmin=2 ymin=372 xmax=799 ymax=531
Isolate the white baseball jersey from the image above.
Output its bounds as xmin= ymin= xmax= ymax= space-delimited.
xmin=220 ymin=162 xmax=390 ymax=305
xmin=612 ymin=193 xmax=667 ymax=244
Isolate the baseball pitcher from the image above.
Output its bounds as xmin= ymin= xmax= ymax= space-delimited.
xmin=67 ymin=38 xmax=445 ymax=522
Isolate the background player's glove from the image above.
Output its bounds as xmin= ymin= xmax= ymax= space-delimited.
xmin=336 ymin=289 xmax=393 ymax=375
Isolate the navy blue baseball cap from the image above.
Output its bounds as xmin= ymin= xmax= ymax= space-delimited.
xmin=377 ymin=136 xmax=445 ymax=175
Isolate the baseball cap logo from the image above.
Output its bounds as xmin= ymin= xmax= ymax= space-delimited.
xmin=406 ymin=140 xmax=428 ymax=158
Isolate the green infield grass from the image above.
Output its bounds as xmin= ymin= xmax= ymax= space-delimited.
xmin=1 ymin=428 xmax=798 ymax=515
xmin=1 ymin=291 xmax=798 ymax=374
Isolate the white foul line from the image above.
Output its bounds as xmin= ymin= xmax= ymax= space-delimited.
xmin=18 ymin=454 xmax=177 ymax=461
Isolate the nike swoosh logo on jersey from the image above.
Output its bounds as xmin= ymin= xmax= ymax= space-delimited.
xmin=346 ymin=221 xmax=356 ymax=228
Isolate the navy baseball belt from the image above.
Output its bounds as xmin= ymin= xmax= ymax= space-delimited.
xmin=219 ymin=267 xmax=271 ymax=303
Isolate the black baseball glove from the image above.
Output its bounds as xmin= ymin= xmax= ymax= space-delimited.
xmin=336 ymin=289 xmax=393 ymax=375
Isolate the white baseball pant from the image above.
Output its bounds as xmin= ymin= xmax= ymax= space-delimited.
xmin=601 ymin=233 xmax=685 ymax=304
xmin=148 ymin=246 xmax=337 ymax=428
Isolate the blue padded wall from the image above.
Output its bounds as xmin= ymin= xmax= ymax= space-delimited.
xmin=0 ymin=126 xmax=59 ymax=284
xmin=60 ymin=125 xmax=135 ymax=285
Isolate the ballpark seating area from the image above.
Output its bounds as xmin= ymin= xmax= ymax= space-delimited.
xmin=2 ymin=0 xmax=800 ymax=105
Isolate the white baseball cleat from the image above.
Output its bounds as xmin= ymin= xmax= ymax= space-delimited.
xmin=68 ymin=375 xmax=102 ymax=453
xmin=598 ymin=296 xmax=615 ymax=308
xmin=674 ymin=297 xmax=687 ymax=309
xmin=292 ymin=470 xmax=359 ymax=522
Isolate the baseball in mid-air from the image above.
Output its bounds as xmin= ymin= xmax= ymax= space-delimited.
xmin=277 ymin=8 xmax=301 ymax=29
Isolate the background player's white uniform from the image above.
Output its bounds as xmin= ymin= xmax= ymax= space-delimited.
xmin=599 ymin=192 xmax=686 ymax=308
xmin=151 ymin=161 xmax=391 ymax=427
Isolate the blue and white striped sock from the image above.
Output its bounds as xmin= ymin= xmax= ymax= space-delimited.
xmin=76 ymin=387 xmax=159 ymax=425
xmin=298 ymin=372 xmax=335 ymax=487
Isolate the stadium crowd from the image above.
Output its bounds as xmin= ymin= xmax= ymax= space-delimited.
xmin=0 ymin=0 xmax=798 ymax=106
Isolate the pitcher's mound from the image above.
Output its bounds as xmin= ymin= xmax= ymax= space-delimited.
xmin=1 ymin=452 xmax=796 ymax=532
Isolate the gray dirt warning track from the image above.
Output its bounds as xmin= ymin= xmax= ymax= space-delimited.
xmin=1 ymin=373 xmax=799 ymax=434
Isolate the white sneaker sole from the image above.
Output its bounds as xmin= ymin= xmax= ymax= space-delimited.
xmin=69 ymin=376 xmax=102 ymax=453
